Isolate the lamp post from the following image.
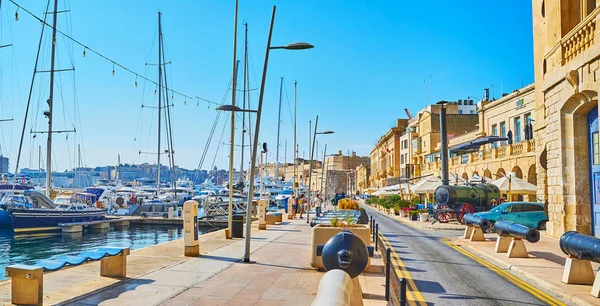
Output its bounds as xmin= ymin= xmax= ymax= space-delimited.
xmin=241 ymin=5 xmax=313 ymax=263
xmin=306 ymin=116 xmax=334 ymax=224
xmin=215 ymin=104 xmax=257 ymax=238
xmin=437 ymin=101 xmax=449 ymax=186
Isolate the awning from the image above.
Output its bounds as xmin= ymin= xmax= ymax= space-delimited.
xmin=449 ymin=135 xmax=508 ymax=154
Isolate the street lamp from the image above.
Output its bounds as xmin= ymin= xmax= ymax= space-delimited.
xmin=307 ymin=116 xmax=334 ymax=224
xmin=215 ymin=105 xmax=258 ymax=113
xmin=215 ymin=105 xmax=259 ymax=238
xmin=437 ymin=100 xmax=449 ymax=186
xmin=243 ymin=5 xmax=313 ymax=263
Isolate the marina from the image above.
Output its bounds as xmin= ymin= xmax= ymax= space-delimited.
xmin=0 ymin=223 xmax=217 ymax=282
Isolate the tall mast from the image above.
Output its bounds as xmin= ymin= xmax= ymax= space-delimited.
xmin=45 ymin=0 xmax=59 ymax=196
xmin=156 ymin=11 xmax=163 ymax=195
xmin=293 ymin=80 xmax=297 ymax=197
xmin=77 ymin=144 xmax=81 ymax=187
xmin=117 ymin=154 xmax=121 ymax=182
xmin=161 ymin=22 xmax=176 ymax=194
xmin=227 ymin=0 xmax=239 ymax=238
xmin=240 ymin=22 xmax=248 ymax=183
xmin=274 ymin=77 xmax=283 ymax=180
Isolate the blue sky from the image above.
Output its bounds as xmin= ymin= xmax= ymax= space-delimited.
xmin=0 ymin=0 xmax=533 ymax=172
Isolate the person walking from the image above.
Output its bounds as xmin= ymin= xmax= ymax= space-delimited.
xmin=290 ymin=194 xmax=297 ymax=219
xmin=298 ymin=194 xmax=305 ymax=219
xmin=314 ymin=194 xmax=323 ymax=217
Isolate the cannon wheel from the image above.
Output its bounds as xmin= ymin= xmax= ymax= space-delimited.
xmin=436 ymin=210 xmax=451 ymax=223
xmin=457 ymin=203 xmax=474 ymax=224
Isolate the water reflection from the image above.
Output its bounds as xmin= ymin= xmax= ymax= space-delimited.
xmin=0 ymin=225 xmax=214 ymax=281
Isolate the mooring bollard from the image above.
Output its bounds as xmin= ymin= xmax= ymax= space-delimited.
xmin=385 ymin=248 xmax=391 ymax=301
xmin=370 ymin=216 xmax=373 ymax=229
xmin=372 ymin=221 xmax=376 ymax=242
xmin=399 ymin=277 xmax=407 ymax=306
xmin=375 ymin=224 xmax=379 ymax=252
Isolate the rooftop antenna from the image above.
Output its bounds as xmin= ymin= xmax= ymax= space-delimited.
xmin=429 ymin=75 xmax=432 ymax=105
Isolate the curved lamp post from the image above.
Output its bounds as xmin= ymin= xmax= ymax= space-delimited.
xmin=241 ymin=5 xmax=313 ymax=263
xmin=306 ymin=117 xmax=334 ymax=224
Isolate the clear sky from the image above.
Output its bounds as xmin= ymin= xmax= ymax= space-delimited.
xmin=0 ymin=0 xmax=533 ymax=172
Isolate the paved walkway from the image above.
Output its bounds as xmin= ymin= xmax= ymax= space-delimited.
xmin=1 ymin=216 xmax=386 ymax=306
xmin=454 ymin=233 xmax=600 ymax=306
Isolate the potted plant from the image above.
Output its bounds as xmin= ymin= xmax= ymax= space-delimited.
xmin=393 ymin=203 xmax=401 ymax=215
xmin=409 ymin=210 xmax=419 ymax=221
xmin=419 ymin=209 xmax=429 ymax=222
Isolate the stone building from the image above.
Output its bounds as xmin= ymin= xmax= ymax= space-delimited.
xmin=355 ymin=164 xmax=370 ymax=194
xmin=411 ymin=102 xmax=479 ymax=177
xmin=369 ymin=119 xmax=408 ymax=188
xmin=309 ymin=151 xmax=369 ymax=195
xmin=532 ymin=0 xmax=600 ymax=237
xmin=419 ymin=85 xmax=537 ymax=201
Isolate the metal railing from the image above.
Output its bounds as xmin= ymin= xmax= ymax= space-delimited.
xmin=370 ymin=217 xmax=409 ymax=306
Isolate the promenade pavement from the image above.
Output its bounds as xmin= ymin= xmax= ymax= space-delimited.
xmin=0 ymin=215 xmax=386 ymax=306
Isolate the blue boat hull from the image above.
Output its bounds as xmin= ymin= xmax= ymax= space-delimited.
xmin=0 ymin=210 xmax=12 ymax=228
xmin=10 ymin=209 xmax=106 ymax=229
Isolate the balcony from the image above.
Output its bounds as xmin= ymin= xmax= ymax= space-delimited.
xmin=561 ymin=9 xmax=598 ymax=65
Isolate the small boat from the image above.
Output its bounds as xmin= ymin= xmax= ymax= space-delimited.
xmin=7 ymin=190 xmax=106 ymax=229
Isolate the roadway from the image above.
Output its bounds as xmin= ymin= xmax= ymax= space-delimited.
xmin=362 ymin=205 xmax=566 ymax=306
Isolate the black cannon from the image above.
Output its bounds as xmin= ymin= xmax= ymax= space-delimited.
xmin=434 ymin=183 xmax=500 ymax=224
xmin=494 ymin=219 xmax=540 ymax=243
xmin=559 ymin=231 xmax=600 ymax=262
xmin=462 ymin=213 xmax=491 ymax=232
xmin=316 ymin=231 xmax=373 ymax=278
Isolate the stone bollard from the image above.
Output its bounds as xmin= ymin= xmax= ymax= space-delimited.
xmin=258 ymin=199 xmax=268 ymax=230
xmin=183 ymin=200 xmax=200 ymax=256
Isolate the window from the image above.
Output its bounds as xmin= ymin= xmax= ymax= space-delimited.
xmin=401 ymin=154 xmax=404 ymax=164
xmin=492 ymin=124 xmax=498 ymax=148
xmin=593 ymin=132 xmax=599 ymax=165
xmin=470 ymin=110 xmax=476 ymax=114
xmin=515 ymin=117 xmax=521 ymax=143
xmin=458 ymin=110 xmax=463 ymax=114
xmin=524 ymin=204 xmax=544 ymax=212
xmin=500 ymin=122 xmax=506 ymax=145
xmin=509 ymin=204 xmax=522 ymax=213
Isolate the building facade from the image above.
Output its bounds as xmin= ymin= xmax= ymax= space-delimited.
xmin=532 ymin=0 xmax=600 ymax=237
xmin=355 ymin=164 xmax=370 ymax=194
xmin=369 ymin=119 xmax=408 ymax=188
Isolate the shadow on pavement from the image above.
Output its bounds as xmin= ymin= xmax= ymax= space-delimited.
xmin=528 ymin=251 xmax=566 ymax=265
xmin=438 ymin=293 xmax=545 ymax=305
xmin=60 ymin=278 xmax=155 ymax=305
xmin=412 ymin=279 xmax=446 ymax=294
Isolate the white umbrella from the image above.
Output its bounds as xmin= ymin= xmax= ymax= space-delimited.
xmin=411 ymin=176 xmax=442 ymax=194
xmin=491 ymin=175 xmax=536 ymax=195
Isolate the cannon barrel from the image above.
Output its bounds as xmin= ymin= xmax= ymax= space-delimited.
xmin=559 ymin=231 xmax=600 ymax=263
xmin=321 ymin=230 xmax=370 ymax=278
xmin=462 ymin=213 xmax=491 ymax=232
xmin=494 ymin=219 xmax=540 ymax=243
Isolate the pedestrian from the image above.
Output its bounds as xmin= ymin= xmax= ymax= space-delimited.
xmin=298 ymin=194 xmax=305 ymax=219
xmin=290 ymin=194 xmax=297 ymax=219
xmin=314 ymin=194 xmax=323 ymax=217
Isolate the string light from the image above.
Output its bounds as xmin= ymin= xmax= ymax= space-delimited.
xmin=134 ymin=76 xmax=138 ymax=87
xmin=154 ymin=88 xmax=157 ymax=95
xmin=184 ymin=100 xmax=186 ymax=105
xmin=9 ymin=1 xmax=220 ymax=108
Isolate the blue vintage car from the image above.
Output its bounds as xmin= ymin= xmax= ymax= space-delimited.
xmin=474 ymin=202 xmax=548 ymax=232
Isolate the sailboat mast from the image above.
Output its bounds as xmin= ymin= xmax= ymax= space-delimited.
xmin=45 ymin=0 xmax=59 ymax=196
xmin=160 ymin=25 xmax=176 ymax=194
xmin=274 ymin=77 xmax=283 ymax=180
xmin=240 ymin=22 xmax=248 ymax=183
xmin=156 ymin=11 xmax=163 ymax=195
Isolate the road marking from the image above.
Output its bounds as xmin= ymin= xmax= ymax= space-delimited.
xmin=441 ymin=238 xmax=565 ymax=306
xmin=379 ymin=233 xmax=427 ymax=306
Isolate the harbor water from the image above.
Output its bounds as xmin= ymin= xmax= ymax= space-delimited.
xmin=0 ymin=224 xmax=216 ymax=281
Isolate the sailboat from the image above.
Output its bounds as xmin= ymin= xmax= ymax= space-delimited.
xmin=6 ymin=0 xmax=106 ymax=230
